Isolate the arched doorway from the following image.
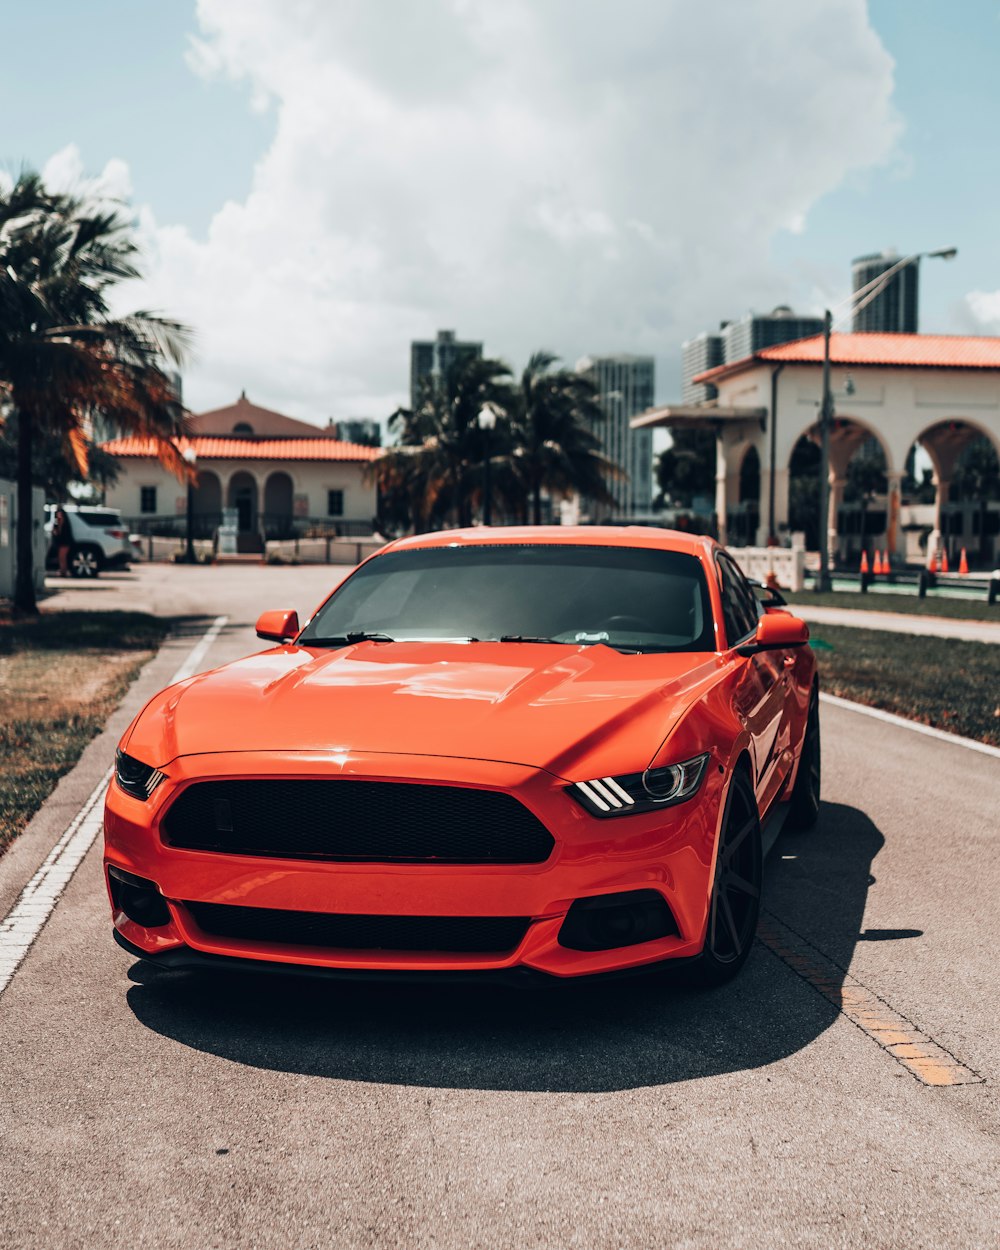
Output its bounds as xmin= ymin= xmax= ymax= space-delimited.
xmin=192 ymin=470 xmax=222 ymax=537
xmin=263 ymin=471 xmax=294 ymax=539
xmin=227 ymin=471 xmax=258 ymax=534
xmin=908 ymin=421 xmax=1000 ymax=569
xmin=786 ymin=417 xmax=892 ymax=567
xmin=787 ymin=434 xmax=821 ymax=551
xmin=841 ymin=438 xmax=888 ymax=566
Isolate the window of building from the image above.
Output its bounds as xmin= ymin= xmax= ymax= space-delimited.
xmin=233 ymin=422 xmax=254 ymax=435
xmin=140 ymin=486 xmax=158 ymax=514
xmin=327 ymin=489 xmax=344 ymax=517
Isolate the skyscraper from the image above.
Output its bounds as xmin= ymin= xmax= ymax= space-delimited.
xmin=576 ymin=354 xmax=655 ymax=515
xmin=851 ymin=251 xmax=919 ymax=333
xmin=410 ymin=329 xmax=483 ymax=408
xmin=720 ymin=307 xmax=824 ymax=362
xmin=681 ymin=331 xmax=725 ymax=404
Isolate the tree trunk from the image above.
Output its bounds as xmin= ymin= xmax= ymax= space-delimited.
xmin=532 ymin=481 xmax=542 ymax=526
xmin=14 ymin=406 xmax=38 ymax=615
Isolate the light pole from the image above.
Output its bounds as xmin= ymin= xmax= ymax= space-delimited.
xmin=814 ymin=246 xmax=957 ymax=592
xmin=477 ymin=405 xmax=496 ymax=526
xmin=182 ymin=445 xmax=198 ymax=563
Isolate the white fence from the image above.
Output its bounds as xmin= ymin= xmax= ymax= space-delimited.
xmin=726 ymin=544 xmax=806 ymax=592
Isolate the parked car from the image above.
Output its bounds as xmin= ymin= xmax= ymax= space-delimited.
xmin=44 ymin=504 xmax=135 ymax=577
xmin=105 ymin=526 xmax=819 ymax=987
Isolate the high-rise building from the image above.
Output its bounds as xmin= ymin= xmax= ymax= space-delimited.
xmin=681 ymin=309 xmax=822 ymax=406
xmin=576 ymin=354 xmax=655 ymax=515
xmin=410 ymin=329 xmax=483 ymax=408
xmin=721 ymin=307 xmax=825 ymax=362
xmin=326 ymin=418 xmax=382 ymax=447
xmin=851 ymin=251 xmax=919 ymax=333
xmin=681 ymin=331 xmax=725 ymax=404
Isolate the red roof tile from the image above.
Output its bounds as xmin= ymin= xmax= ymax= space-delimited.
xmin=101 ymin=436 xmax=382 ymax=462
xmin=694 ymin=332 xmax=1000 ymax=384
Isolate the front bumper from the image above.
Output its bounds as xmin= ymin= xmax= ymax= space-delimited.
xmin=104 ymin=750 xmax=725 ymax=978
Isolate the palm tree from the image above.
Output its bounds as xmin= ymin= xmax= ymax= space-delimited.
xmin=0 ymin=171 xmax=191 ymax=612
xmin=506 ymin=351 xmax=618 ymax=524
xmin=378 ymin=355 xmax=511 ymax=531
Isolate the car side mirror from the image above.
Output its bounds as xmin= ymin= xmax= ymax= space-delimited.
xmin=255 ymin=609 xmax=300 ymax=642
xmin=736 ymin=611 xmax=809 ymax=656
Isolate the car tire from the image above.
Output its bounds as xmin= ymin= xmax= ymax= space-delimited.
xmin=688 ymin=768 xmax=762 ymax=988
xmin=69 ymin=544 xmax=102 ymax=579
xmin=786 ymin=685 xmax=821 ymax=832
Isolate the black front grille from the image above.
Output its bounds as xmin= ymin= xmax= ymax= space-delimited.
xmin=162 ymin=779 xmax=555 ymax=864
xmin=186 ymin=901 xmax=530 ymax=954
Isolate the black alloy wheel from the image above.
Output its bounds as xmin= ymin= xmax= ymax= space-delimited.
xmin=691 ymin=769 xmax=762 ymax=987
xmin=69 ymin=544 xmax=101 ymax=578
xmin=786 ymin=685 xmax=821 ymax=831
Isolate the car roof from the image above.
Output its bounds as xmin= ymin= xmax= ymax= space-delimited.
xmin=384 ymin=525 xmax=718 ymax=561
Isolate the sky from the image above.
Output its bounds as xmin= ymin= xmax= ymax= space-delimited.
xmin=3 ymin=0 xmax=1000 ymax=430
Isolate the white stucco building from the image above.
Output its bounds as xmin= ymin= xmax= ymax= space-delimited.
xmin=634 ymin=333 xmax=1000 ymax=568
xmin=101 ymin=394 xmax=381 ymax=550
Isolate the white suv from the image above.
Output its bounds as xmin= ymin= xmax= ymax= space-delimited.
xmin=44 ymin=505 xmax=136 ymax=578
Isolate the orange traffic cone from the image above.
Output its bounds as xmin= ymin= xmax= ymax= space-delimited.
xmin=959 ymin=548 xmax=969 ymax=575
xmin=941 ymin=549 xmax=950 ymax=574
xmin=882 ymin=550 xmax=890 ymax=572
xmin=872 ymin=550 xmax=882 ymax=575
xmin=928 ymin=548 xmax=938 ymax=573
xmin=860 ymin=550 xmax=869 ymax=574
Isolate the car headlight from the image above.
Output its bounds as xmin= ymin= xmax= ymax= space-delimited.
xmin=115 ymin=748 xmax=166 ymax=800
xmin=567 ymin=753 xmax=709 ymax=818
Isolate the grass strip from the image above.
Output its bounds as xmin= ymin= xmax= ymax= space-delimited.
xmin=0 ymin=610 xmax=169 ymax=855
xmin=786 ymin=590 xmax=998 ymax=622
xmin=809 ymin=623 xmax=1000 ymax=747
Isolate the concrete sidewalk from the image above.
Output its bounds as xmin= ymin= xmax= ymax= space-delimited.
xmin=794 ymin=603 xmax=1000 ymax=644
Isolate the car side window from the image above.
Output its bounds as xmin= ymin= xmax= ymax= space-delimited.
xmin=716 ymin=555 xmax=760 ymax=646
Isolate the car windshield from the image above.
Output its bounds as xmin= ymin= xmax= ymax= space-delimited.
xmin=299 ymin=543 xmax=715 ymax=654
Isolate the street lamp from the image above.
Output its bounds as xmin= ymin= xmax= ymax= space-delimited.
xmin=477 ymin=405 xmax=497 ymax=526
xmin=182 ymin=445 xmax=198 ymax=563
xmin=814 ymin=246 xmax=957 ymax=592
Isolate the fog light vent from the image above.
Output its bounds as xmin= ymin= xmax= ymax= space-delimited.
xmin=558 ymin=890 xmax=677 ymax=952
xmin=108 ymin=866 xmax=171 ymax=929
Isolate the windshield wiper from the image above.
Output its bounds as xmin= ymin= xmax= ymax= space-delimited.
xmin=497 ymin=634 xmax=564 ymax=644
xmin=308 ymin=631 xmax=396 ymax=647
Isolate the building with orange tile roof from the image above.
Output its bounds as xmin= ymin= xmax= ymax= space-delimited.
xmin=633 ymin=333 xmax=1000 ymax=569
xmin=101 ymin=394 xmax=382 ymax=549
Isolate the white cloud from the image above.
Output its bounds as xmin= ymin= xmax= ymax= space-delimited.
xmin=120 ymin=0 xmax=900 ymax=421
xmin=42 ymin=145 xmax=133 ymax=203
xmin=966 ymin=289 xmax=1000 ymax=330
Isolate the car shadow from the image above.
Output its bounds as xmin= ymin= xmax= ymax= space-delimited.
xmin=125 ymin=801 xmax=884 ymax=1092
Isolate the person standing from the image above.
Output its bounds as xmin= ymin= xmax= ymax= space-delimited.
xmin=50 ymin=506 xmax=73 ymax=577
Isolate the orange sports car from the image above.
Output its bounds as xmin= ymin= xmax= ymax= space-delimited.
xmin=104 ymin=527 xmax=819 ymax=986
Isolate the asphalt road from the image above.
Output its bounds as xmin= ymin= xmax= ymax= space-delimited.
xmin=1 ymin=566 xmax=998 ymax=1248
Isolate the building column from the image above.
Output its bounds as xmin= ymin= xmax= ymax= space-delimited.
xmin=715 ymin=466 xmax=728 ymax=545
xmin=766 ymin=466 xmax=790 ymax=542
xmin=885 ymin=471 xmax=904 ymax=562
xmin=929 ymin=475 xmax=950 ymax=565
xmin=828 ymin=476 xmax=846 ymax=564
xmin=715 ymin=434 xmax=729 ymax=545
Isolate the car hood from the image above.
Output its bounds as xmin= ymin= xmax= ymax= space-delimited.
xmin=126 ymin=640 xmax=725 ymax=780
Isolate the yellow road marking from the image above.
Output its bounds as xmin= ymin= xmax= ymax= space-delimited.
xmin=757 ymin=912 xmax=984 ymax=1088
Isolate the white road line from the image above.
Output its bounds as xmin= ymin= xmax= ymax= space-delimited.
xmin=820 ymin=691 xmax=1000 ymax=760
xmin=0 ymin=614 xmax=229 ymax=999
xmin=168 ymin=614 xmax=228 ymax=683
